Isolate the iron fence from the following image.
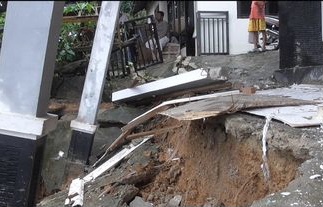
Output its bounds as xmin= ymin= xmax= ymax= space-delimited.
xmin=197 ymin=11 xmax=229 ymax=55
xmin=107 ymin=15 xmax=164 ymax=79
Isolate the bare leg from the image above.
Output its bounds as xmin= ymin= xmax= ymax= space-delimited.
xmin=253 ymin=32 xmax=259 ymax=49
xmin=261 ymin=30 xmax=266 ymax=50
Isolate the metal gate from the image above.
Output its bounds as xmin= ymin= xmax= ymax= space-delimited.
xmin=197 ymin=11 xmax=229 ymax=55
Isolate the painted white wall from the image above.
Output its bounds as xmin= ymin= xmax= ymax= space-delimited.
xmin=146 ymin=1 xmax=168 ymax=21
xmin=196 ymin=1 xmax=254 ymax=55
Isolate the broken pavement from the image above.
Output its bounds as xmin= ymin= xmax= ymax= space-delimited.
xmin=39 ymin=50 xmax=323 ymax=207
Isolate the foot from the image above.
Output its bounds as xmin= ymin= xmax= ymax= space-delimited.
xmin=249 ymin=48 xmax=260 ymax=53
xmin=260 ymin=47 xmax=267 ymax=52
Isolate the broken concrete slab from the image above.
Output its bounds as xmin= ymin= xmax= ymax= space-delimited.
xmin=65 ymin=137 xmax=151 ymax=206
xmin=256 ymin=84 xmax=323 ymax=101
xmin=159 ymin=94 xmax=316 ymax=121
xmin=245 ymin=84 xmax=323 ymax=127
xmin=105 ymin=90 xmax=240 ymax=155
xmin=112 ymin=67 xmax=229 ymax=103
xmin=246 ymin=105 xmax=322 ymax=127
xmin=188 ymin=62 xmax=198 ymax=69
xmin=177 ymin=68 xmax=187 ymax=74
xmin=37 ymin=138 xmax=157 ymax=207
xmin=130 ymin=196 xmax=153 ymax=207
xmin=38 ymin=110 xmax=323 ymax=207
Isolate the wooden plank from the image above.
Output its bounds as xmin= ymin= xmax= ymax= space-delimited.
xmin=63 ymin=15 xmax=98 ymax=23
xmin=95 ymin=90 xmax=240 ymax=161
xmin=122 ymin=90 xmax=240 ymax=132
xmin=85 ymin=137 xmax=151 ymax=182
xmin=112 ymin=68 xmax=228 ymax=102
xmin=160 ymin=94 xmax=316 ymax=121
xmin=67 ymin=137 xmax=151 ymax=206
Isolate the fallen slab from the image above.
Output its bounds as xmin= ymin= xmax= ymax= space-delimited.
xmin=159 ymin=94 xmax=316 ymax=121
xmin=245 ymin=84 xmax=323 ymax=127
xmin=112 ymin=67 xmax=228 ymax=102
xmin=95 ymin=90 xmax=240 ymax=165
xmin=65 ymin=137 xmax=151 ymax=207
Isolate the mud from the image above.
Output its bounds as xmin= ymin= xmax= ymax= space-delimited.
xmin=137 ymin=115 xmax=307 ymax=207
xmin=38 ymin=111 xmax=319 ymax=207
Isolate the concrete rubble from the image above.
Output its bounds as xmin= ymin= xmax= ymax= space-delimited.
xmin=39 ymin=50 xmax=323 ymax=207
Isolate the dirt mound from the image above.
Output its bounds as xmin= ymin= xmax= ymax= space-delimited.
xmin=138 ymin=116 xmax=304 ymax=207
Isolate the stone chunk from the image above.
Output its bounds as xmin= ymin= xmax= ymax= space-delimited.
xmin=166 ymin=195 xmax=182 ymax=207
xmin=130 ymin=196 xmax=153 ymax=207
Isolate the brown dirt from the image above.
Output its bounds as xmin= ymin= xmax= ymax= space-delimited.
xmin=139 ymin=116 xmax=303 ymax=207
xmin=48 ymin=100 xmax=114 ymax=115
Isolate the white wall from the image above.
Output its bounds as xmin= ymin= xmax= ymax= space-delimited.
xmin=146 ymin=1 xmax=168 ymax=21
xmin=196 ymin=1 xmax=254 ymax=55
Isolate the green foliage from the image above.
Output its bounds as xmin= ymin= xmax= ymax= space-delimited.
xmin=120 ymin=1 xmax=134 ymax=15
xmin=0 ymin=12 xmax=5 ymax=28
xmin=0 ymin=12 xmax=5 ymax=44
xmin=57 ymin=23 xmax=79 ymax=63
xmin=57 ymin=1 xmax=98 ymax=65
xmin=64 ymin=1 xmax=97 ymax=16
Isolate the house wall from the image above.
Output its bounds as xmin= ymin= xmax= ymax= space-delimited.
xmin=146 ymin=1 xmax=168 ymax=21
xmin=195 ymin=1 xmax=254 ymax=55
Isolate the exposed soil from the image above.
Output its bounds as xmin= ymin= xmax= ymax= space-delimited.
xmin=136 ymin=116 xmax=304 ymax=207
xmin=39 ymin=50 xmax=322 ymax=207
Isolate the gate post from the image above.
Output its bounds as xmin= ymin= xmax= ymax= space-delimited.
xmin=0 ymin=2 xmax=64 ymax=206
xmin=67 ymin=1 xmax=120 ymax=164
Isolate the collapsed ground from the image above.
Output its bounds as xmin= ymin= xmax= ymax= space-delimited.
xmin=38 ymin=50 xmax=323 ymax=207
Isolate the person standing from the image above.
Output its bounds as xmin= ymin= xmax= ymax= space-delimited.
xmin=248 ymin=1 xmax=266 ymax=52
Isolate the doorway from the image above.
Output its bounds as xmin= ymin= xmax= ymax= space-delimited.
xmin=167 ymin=1 xmax=195 ymax=56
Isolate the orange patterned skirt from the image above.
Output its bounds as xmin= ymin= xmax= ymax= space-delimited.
xmin=248 ymin=19 xmax=266 ymax=32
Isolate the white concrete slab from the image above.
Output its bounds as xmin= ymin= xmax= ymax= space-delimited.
xmin=245 ymin=105 xmax=321 ymax=127
xmin=256 ymin=84 xmax=323 ymax=102
xmin=112 ymin=68 xmax=228 ymax=102
xmin=245 ymin=84 xmax=323 ymax=127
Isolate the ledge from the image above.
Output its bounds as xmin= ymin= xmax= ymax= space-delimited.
xmin=0 ymin=112 xmax=58 ymax=140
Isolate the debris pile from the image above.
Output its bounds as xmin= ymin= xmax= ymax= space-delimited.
xmin=39 ymin=51 xmax=323 ymax=207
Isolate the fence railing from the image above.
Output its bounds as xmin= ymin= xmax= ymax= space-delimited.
xmin=196 ymin=11 xmax=229 ymax=55
xmin=107 ymin=15 xmax=164 ymax=79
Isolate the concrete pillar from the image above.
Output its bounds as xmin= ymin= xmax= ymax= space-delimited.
xmin=0 ymin=1 xmax=64 ymax=206
xmin=279 ymin=1 xmax=323 ymax=69
xmin=68 ymin=1 xmax=120 ymax=164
